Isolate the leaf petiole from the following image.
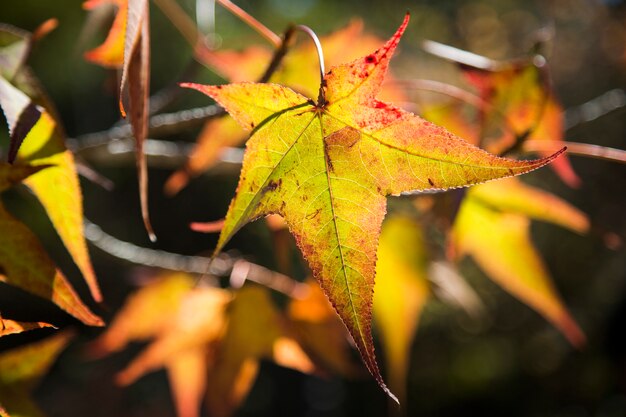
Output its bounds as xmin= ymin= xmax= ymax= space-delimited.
xmin=295 ymin=25 xmax=326 ymax=107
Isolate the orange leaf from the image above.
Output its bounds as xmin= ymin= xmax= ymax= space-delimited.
xmin=88 ymin=272 xmax=195 ymax=357
xmin=0 ymin=319 xmax=55 ymax=337
xmin=464 ymin=64 xmax=581 ymax=188
xmin=115 ymin=287 xmax=230 ymax=386
xmin=83 ymin=0 xmax=127 ymax=67
xmin=166 ymin=349 xmax=207 ymax=417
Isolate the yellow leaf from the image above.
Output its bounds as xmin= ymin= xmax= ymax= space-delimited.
xmin=374 ymin=216 xmax=430 ymax=405
xmin=467 ymin=177 xmax=589 ymax=233
xmin=0 ymin=202 xmax=103 ymax=326
xmin=453 ymin=194 xmax=586 ymax=347
xmin=18 ymin=112 xmax=102 ymax=302
xmin=167 ymin=19 xmax=407 ymax=194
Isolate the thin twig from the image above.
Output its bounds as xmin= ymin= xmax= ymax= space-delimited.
xmin=523 ymin=140 xmax=626 ymax=163
xmin=69 ymin=104 xmax=223 ymax=150
xmin=394 ymin=79 xmax=488 ymax=111
xmin=152 ymin=0 xmax=199 ymax=45
xmin=258 ymin=26 xmax=295 ymax=83
xmin=75 ymin=137 xmax=243 ymax=168
xmin=216 ymin=0 xmax=281 ymax=47
xmin=422 ymin=40 xmax=505 ymax=71
xmin=151 ymin=0 xmax=236 ymax=80
xmin=564 ymin=88 xmax=626 ymax=131
xmin=84 ymin=218 xmax=230 ymax=274
xmin=83 ymin=218 xmax=307 ymax=298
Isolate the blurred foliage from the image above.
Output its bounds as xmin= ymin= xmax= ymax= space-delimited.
xmin=0 ymin=0 xmax=625 ymax=416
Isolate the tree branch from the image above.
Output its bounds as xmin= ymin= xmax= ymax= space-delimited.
xmin=84 ymin=218 xmax=307 ymax=298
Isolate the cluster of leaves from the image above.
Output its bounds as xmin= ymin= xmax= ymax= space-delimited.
xmin=0 ymin=22 xmax=103 ymax=326
xmin=0 ymin=1 xmax=624 ymax=416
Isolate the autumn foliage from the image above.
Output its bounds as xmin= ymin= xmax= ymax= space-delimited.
xmin=0 ymin=1 xmax=625 ymax=416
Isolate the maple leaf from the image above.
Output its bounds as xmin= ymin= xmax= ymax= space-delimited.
xmin=182 ymin=14 xmax=564 ymax=399
xmin=451 ymin=177 xmax=588 ymax=347
xmin=204 ymin=285 xmax=315 ymax=417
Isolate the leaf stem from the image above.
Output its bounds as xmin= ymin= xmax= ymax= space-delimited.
xmin=215 ymin=0 xmax=281 ymax=47
xmin=295 ymin=25 xmax=325 ymax=106
xmin=523 ymin=140 xmax=626 ymax=163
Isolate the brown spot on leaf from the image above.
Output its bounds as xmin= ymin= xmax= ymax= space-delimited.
xmin=325 ymin=126 xmax=361 ymax=148
xmin=263 ymin=178 xmax=282 ymax=193
xmin=428 ymin=178 xmax=435 ymax=186
xmin=365 ymin=54 xmax=377 ymax=64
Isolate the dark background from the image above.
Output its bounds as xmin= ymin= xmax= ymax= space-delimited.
xmin=0 ymin=0 xmax=625 ymax=416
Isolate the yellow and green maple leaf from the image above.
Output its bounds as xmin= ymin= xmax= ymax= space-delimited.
xmin=183 ymin=14 xmax=564 ymax=399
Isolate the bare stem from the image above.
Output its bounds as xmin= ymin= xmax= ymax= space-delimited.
xmin=395 ymin=79 xmax=488 ymax=111
xmin=422 ymin=40 xmax=504 ymax=71
xmin=216 ymin=0 xmax=281 ymax=47
xmin=70 ymin=104 xmax=223 ymax=151
xmin=84 ymin=218 xmax=308 ymax=298
xmin=295 ymin=25 xmax=325 ymax=106
xmin=151 ymin=0 xmax=199 ymax=46
xmin=564 ymin=88 xmax=626 ymax=131
xmin=523 ymin=140 xmax=626 ymax=163
xmin=258 ymin=26 xmax=295 ymax=83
